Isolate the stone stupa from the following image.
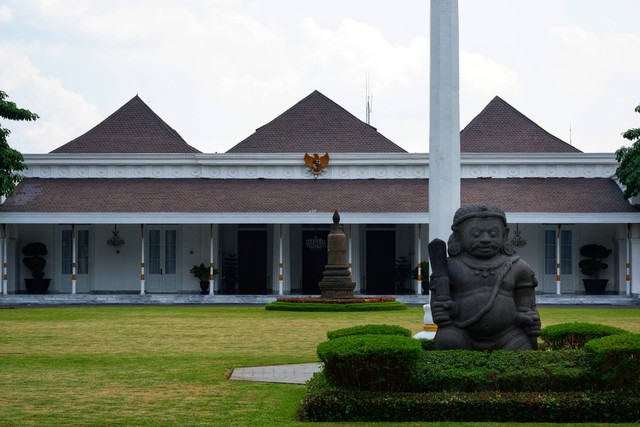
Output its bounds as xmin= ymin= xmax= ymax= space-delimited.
xmin=317 ymin=211 xmax=356 ymax=298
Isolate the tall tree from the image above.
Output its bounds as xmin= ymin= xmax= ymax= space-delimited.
xmin=615 ymin=104 xmax=640 ymax=200
xmin=0 ymin=90 xmax=38 ymax=198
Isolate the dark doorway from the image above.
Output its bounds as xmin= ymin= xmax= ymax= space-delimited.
xmin=301 ymin=229 xmax=329 ymax=294
xmin=238 ymin=229 xmax=268 ymax=294
xmin=365 ymin=230 xmax=396 ymax=294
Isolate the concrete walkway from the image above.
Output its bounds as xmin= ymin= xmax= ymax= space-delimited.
xmin=230 ymin=363 xmax=322 ymax=385
xmin=0 ymin=293 xmax=637 ymax=306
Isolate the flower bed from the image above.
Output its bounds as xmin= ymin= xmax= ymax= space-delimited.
xmin=265 ymin=297 xmax=407 ymax=312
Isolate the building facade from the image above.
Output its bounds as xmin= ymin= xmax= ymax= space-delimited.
xmin=1 ymin=91 xmax=639 ymax=297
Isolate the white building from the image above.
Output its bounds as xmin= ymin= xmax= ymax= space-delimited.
xmin=1 ymin=90 xmax=638 ymax=298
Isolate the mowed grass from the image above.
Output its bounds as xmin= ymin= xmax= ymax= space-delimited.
xmin=0 ymin=305 xmax=638 ymax=426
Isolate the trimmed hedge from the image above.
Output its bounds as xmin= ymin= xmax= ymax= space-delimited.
xmin=299 ymin=372 xmax=640 ymax=423
xmin=411 ymin=349 xmax=587 ymax=392
xmin=317 ymin=334 xmax=422 ymax=391
xmin=327 ymin=324 xmax=411 ymax=340
xmin=540 ymin=322 xmax=628 ymax=350
xmin=585 ymin=332 xmax=640 ymax=389
xmin=264 ymin=300 xmax=407 ymax=312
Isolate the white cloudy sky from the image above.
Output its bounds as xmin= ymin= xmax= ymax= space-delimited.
xmin=1 ymin=0 xmax=639 ymax=154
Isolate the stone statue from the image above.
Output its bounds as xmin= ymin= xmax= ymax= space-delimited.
xmin=428 ymin=204 xmax=541 ymax=350
xmin=318 ymin=211 xmax=356 ymax=298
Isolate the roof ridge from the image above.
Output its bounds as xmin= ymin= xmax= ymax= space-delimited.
xmin=227 ymin=90 xmax=405 ymax=153
xmin=460 ymin=96 xmax=581 ymax=153
xmin=51 ymin=95 xmax=200 ymax=153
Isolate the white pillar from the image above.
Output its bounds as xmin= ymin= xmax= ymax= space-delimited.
xmin=140 ymin=224 xmax=145 ymax=295
xmin=209 ymin=224 xmax=215 ymax=296
xmin=1 ymin=224 xmax=7 ymax=296
xmin=626 ymin=224 xmax=632 ymax=295
xmin=348 ymin=224 xmax=352 ymax=273
xmin=555 ymin=224 xmax=562 ymax=295
xmin=278 ymin=224 xmax=284 ymax=296
xmin=71 ymin=224 xmax=77 ymax=295
xmin=630 ymin=224 xmax=640 ymax=296
xmin=429 ymin=0 xmax=461 ymax=243
xmin=416 ymin=224 xmax=423 ymax=295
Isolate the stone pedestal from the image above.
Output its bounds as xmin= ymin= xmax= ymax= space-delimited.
xmin=318 ymin=211 xmax=356 ymax=298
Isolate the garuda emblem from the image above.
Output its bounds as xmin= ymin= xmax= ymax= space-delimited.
xmin=304 ymin=152 xmax=329 ymax=179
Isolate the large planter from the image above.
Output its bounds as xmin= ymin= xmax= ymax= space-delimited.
xmin=199 ymin=281 xmax=209 ymax=295
xmin=24 ymin=278 xmax=51 ymax=294
xmin=583 ymin=279 xmax=608 ymax=295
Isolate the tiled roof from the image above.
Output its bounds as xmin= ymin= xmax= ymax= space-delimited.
xmin=226 ymin=90 xmax=406 ymax=153
xmin=461 ymin=96 xmax=581 ymax=153
xmin=2 ymin=178 xmax=634 ymax=215
xmin=461 ymin=178 xmax=635 ymax=213
xmin=51 ymin=95 xmax=200 ymax=154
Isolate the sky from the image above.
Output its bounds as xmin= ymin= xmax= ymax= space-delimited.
xmin=1 ymin=0 xmax=639 ymax=154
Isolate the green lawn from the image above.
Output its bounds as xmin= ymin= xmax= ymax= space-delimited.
xmin=0 ymin=305 xmax=638 ymax=426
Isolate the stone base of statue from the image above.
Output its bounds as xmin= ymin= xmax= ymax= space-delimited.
xmin=318 ymin=211 xmax=356 ymax=299
xmin=318 ymin=266 xmax=356 ymax=298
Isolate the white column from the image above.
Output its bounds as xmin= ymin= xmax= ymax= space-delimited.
xmin=209 ymin=224 xmax=215 ymax=296
xmin=416 ymin=224 xmax=423 ymax=295
xmin=630 ymin=224 xmax=640 ymax=296
xmin=555 ymin=224 xmax=562 ymax=295
xmin=429 ymin=0 xmax=461 ymax=243
xmin=278 ymin=224 xmax=284 ymax=296
xmin=626 ymin=224 xmax=632 ymax=295
xmin=348 ymin=224 xmax=353 ymax=273
xmin=71 ymin=224 xmax=77 ymax=295
xmin=1 ymin=224 xmax=7 ymax=296
xmin=140 ymin=224 xmax=145 ymax=295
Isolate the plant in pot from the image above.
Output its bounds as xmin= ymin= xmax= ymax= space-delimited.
xmin=22 ymin=242 xmax=51 ymax=294
xmin=579 ymin=244 xmax=612 ymax=294
xmin=190 ymin=263 xmax=219 ymax=294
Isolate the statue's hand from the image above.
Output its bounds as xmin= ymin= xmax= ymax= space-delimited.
xmin=515 ymin=311 xmax=541 ymax=337
xmin=431 ymin=296 xmax=458 ymax=324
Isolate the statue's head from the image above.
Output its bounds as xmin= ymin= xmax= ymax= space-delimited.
xmin=447 ymin=204 xmax=514 ymax=258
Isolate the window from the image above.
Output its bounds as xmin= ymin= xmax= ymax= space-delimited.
xmin=61 ymin=229 xmax=89 ymax=274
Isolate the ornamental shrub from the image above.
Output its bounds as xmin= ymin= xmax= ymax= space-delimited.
xmin=327 ymin=324 xmax=411 ymax=340
xmin=264 ymin=300 xmax=407 ymax=312
xmin=317 ymin=334 xmax=422 ymax=391
xmin=299 ymin=372 xmax=640 ymax=423
xmin=411 ymin=349 xmax=587 ymax=392
xmin=584 ymin=332 xmax=640 ymax=389
xmin=540 ymin=322 xmax=629 ymax=350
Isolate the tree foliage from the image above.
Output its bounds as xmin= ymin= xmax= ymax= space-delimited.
xmin=0 ymin=90 xmax=38 ymax=198
xmin=615 ymin=104 xmax=640 ymax=200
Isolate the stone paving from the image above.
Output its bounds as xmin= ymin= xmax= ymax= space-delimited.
xmin=230 ymin=363 xmax=322 ymax=385
xmin=0 ymin=293 xmax=637 ymax=306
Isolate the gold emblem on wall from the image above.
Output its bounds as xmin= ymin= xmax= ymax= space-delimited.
xmin=304 ymin=152 xmax=330 ymax=179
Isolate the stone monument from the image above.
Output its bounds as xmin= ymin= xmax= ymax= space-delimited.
xmin=428 ymin=204 xmax=541 ymax=350
xmin=318 ymin=211 xmax=356 ymax=298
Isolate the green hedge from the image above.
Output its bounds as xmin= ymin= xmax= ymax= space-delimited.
xmin=264 ymin=300 xmax=407 ymax=312
xmin=299 ymin=372 xmax=640 ymax=423
xmin=411 ymin=349 xmax=588 ymax=392
xmin=327 ymin=324 xmax=411 ymax=340
xmin=317 ymin=334 xmax=422 ymax=391
xmin=540 ymin=322 xmax=628 ymax=350
xmin=585 ymin=332 xmax=640 ymax=389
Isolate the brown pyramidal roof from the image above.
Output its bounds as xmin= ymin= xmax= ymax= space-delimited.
xmin=51 ymin=95 xmax=200 ymax=153
xmin=227 ymin=90 xmax=406 ymax=153
xmin=460 ymin=96 xmax=581 ymax=153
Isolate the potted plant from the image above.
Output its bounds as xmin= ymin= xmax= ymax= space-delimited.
xmin=190 ymin=263 xmax=219 ymax=294
xmin=22 ymin=242 xmax=51 ymax=294
xmin=579 ymin=244 xmax=612 ymax=294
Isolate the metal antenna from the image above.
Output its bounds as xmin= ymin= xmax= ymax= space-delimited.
xmin=366 ymin=74 xmax=373 ymax=124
